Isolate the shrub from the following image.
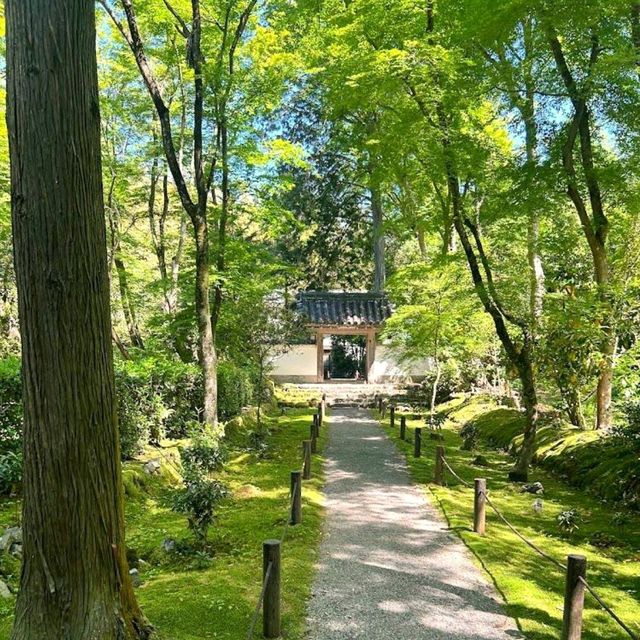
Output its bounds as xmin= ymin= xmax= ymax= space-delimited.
xmin=217 ymin=361 xmax=253 ymax=421
xmin=173 ymin=478 xmax=229 ymax=546
xmin=0 ymin=357 xmax=22 ymax=456
xmin=180 ymin=427 xmax=226 ymax=479
xmin=557 ymin=509 xmax=581 ymax=534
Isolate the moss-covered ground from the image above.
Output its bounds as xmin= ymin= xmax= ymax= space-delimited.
xmin=0 ymin=407 xmax=325 ymax=639
xmin=379 ymin=397 xmax=640 ymax=640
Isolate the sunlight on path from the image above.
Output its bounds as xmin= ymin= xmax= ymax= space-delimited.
xmin=306 ymin=408 xmax=524 ymax=640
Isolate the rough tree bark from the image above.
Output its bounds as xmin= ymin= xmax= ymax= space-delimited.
xmin=6 ymin=0 xmax=150 ymax=637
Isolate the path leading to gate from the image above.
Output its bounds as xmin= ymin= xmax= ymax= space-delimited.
xmin=306 ymin=407 xmax=523 ymax=640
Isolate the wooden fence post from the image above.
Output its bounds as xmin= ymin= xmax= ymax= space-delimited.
xmin=474 ymin=478 xmax=486 ymax=535
xmin=377 ymin=396 xmax=383 ymax=413
xmin=302 ymin=440 xmax=312 ymax=480
xmin=263 ymin=540 xmax=281 ymax=638
xmin=317 ymin=401 xmax=323 ymax=426
xmin=390 ymin=405 xmax=395 ymax=429
xmin=310 ymin=423 xmax=317 ymax=453
xmin=562 ymin=555 xmax=587 ymax=640
xmin=400 ymin=415 xmax=406 ymax=441
xmin=290 ymin=471 xmax=302 ymax=525
xmin=414 ymin=427 xmax=422 ymax=458
xmin=320 ymin=394 xmax=326 ymax=423
xmin=434 ymin=446 xmax=445 ymax=485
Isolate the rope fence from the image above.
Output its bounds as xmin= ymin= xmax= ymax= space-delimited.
xmin=437 ymin=446 xmax=638 ymax=640
xmin=382 ymin=404 xmax=639 ymax=640
xmin=246 ymin=396 xmax=325 ymax=639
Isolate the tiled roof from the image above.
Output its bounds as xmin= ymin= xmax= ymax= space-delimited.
xmin=296 ymin=291 xmax=392 ymax=327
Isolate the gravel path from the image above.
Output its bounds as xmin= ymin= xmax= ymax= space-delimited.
xmin=306 ymin=407 xmax=523 ymax=640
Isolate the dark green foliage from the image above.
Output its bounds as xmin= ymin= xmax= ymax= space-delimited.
xmin=174 ymin=432 xmax=229 ymax=546
xmin=217 ymin=361 xmax=253 ymax=421
xmin=0 ymin=358 xmax=22 ymax=494
xmin=0 ymin=355 xmax=254 ymax=470
xmin=172 ymin=478 xmax=229 ymax=546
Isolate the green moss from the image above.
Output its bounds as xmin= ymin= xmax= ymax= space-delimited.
xmin=462 ymin=402 xmax=640 ymax=509
xmin=0 ymin=407 xmax=325 ymax=639
xmin=377 ymin=403 xmax=640 ymax=640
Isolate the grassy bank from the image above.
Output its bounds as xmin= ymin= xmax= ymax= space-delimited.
xmin=378 ymin=398 xmax=640 ymax=640
xmin=0 ymin=407 xmax=326 ymax=639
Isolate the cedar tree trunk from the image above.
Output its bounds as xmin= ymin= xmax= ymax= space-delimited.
xmin=6 ymin=0 xmax=150 ymax=637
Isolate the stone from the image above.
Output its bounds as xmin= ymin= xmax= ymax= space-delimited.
xmin=129 ymin=568 xmax=141 ymax=587
xmin=143 ymin=460 xmax=161 ymax=475
xmin=0 ymin=581 xmax=11 ymax=599
xmin=532 ymin=499 xmax=544 ymax=514
xmin=9 ymin=543 xmax=22 ymax=559
xmin=521 ymin=481 xmax=544 ymax=495
xmin=162 ymin=538 xmax=176 ymax=553
xmin=0 ymin=527 xmax=22 ymax=554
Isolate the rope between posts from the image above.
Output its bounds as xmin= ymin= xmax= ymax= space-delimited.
xmin=441 ymin=456 xmax=473 ymax=488
xmin=577 ymin=576 xmax=639 ymax=640
xmin=246 ymin=560 xmax=274 ymax=640
xmin=441 ymin=453 xmax=638 ymax=640
xmin=480 ymin=490 xmax=567 ymax=572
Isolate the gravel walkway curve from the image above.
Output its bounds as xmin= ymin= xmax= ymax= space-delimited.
xmin=306 ymin=407 xmax=524 ymax=640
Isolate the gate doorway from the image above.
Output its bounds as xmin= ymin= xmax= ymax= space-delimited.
xmin=324 ymin=335 xmax=367 ymax=381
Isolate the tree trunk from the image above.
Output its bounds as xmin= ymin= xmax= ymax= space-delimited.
xmin=114 ymin=255 xmax=144 ymax=349
xmin=370 ymin=175 xmax=386 ymax=292
xmin=561 ymin=384 xmax=587 ymax=430
xmin=430 ymin=359 xmax=441 ymax=425
xmin=596 ymin=332 xmax=616 ymax=429
xmin=194 ymin=216 xmax=218 ymax=429
xmin=509 ymin=346 xmax=539 ymax=481
xmin=6 ymin=1 xmax=150 ymax=637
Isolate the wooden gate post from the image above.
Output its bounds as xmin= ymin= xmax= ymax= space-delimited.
xmin=562 ymin=555 xmax=587 ymax=640
xmin=290 ymin=471 xmax=302 ymax=525
xmin=400 ymin=415 xmax=406 ymax=441
xmin=310 ymin=423 xmax=317 ymax=453
xmin=302 ymin=440 xmax=312 ymax=480
xmin=390 ymin=405 xmax=395 ymax=429
xmin=474 ymin=478 xmax=486 ymax=535
xmin=263 ymin=540 xmax=281 ymax=638
xmin=434 ymin=446 xmax=445 ymax=485
xmin=414 ymin=427 xmax=422 ymax=458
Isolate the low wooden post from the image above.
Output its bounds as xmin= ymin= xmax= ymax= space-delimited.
xmin=317 ymin=401 xmax=323 ymax=426
xmin=377 ymin=396 xmax=383 ymax=413
xmin=320 ymin=394 xmax=326 ymax=423
xmin=290 ymin=471 xmax=302 ymax=525
xmin=562 ymin=555 xmax=587 ymax=640
xmin=313 ymin=412 xmax=319 ymax=430
xmin=310 ymin=423 xmax=317 ymax=453
xmin=434 ymin=446 xmax=445 ymax=485
xmin=414 ymin=427 xmax=422 ymax=458
xmin=474 ymin=478 xmax=486 ymax=535
xmin=400 ymin=415 xmax=406 ymax=441
xmin=302 ymin=440 xmax=312 ymax=480
xmin=263 ymin=540 xmax=281 ymax=638
xmin=390 ymin=405 xmax=396 ymax=429
xmin=381 ymin=401 xmax=387 ymax=418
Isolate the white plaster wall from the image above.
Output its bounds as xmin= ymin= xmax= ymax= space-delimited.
xmin=370 ymin=346 xmax=431 ymax=382
xmin=268 ymin=345 xmax=317 ymax=377
xmin=268 ymin=343 xmax=430 ymax=382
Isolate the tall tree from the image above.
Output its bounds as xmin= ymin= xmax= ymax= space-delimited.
xmin=101 ymin=0 xmax=258 ymax=428
xmin=5 ymin=0 xmax=149 ymax=636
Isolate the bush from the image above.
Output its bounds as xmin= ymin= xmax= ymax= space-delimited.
xmin=180 ymin=426 xmax=226 ymax=479
xmin=217 ymin=361 xmax=253 ymax=421
xmin=0 ymin=358 xmax=23 ymax=494
xmin=172 ymin=478 xmax=229 ymax=546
